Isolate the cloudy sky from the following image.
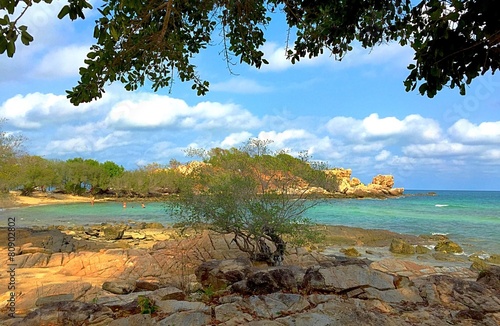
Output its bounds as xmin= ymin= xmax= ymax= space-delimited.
xmin=1 ymin=2 xmax=499 ymax=190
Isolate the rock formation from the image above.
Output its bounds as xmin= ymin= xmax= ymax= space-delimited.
xmin=325 ymin=168 xmax=405 ymax=198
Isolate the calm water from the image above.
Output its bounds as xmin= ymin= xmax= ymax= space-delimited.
xmin=1 ymin=190 xmax=499 ymax=254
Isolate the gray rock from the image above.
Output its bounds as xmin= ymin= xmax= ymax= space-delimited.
xmin=102 ymin=280 xmax=136 ymax=294
xmin=149 ymin=286 xmax=185 ymax=301
xmin=276 ymin=312 xmax=337 ymax=326
xmin=246 ymin=270 xmax=281 ymax=295
xmin=195 ymin=256 xmax=252 ymax=289
xmin=96 ymin=291 xmax=151 ymax=307
xmin=302 ymin=264 xmax=395 ymax=293
xmin=13 ymin=301 xmax=114 ymax=326
xmin=215 ymin=302 xmax=253 ymax=323
xmin=109 ymin=314 xmax=154 ymax=326
xmin=154 ymin=300 xmax=210 ymax=314
xmin=156 ymin=311 xmax=211 ymax=326
xmin=363 ymin=287 xmax=424 ymax=303
xmin=267 ymin=293 xmax=310 ymax=313
xmin=477 ymin=265 xmax=500 ymax=293
xmin=35 ymin=294 xmax=74 ymax=307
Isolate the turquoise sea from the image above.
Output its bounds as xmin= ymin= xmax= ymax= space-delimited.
xmin=1 ymin=190 xmax=499 ymax=255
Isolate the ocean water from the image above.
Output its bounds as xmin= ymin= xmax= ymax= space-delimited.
xmin=1 ymin=190 xmax=499 ymax=255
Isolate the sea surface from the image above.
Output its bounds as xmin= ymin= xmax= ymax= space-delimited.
xmin=1 ymin=190 xmax=499 ymax=255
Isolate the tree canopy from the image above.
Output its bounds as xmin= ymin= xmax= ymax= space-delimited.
xmin=1 ymin=0 xmax=499 ymax=103
xmin=171 ymin=139 xmax=333 ymax=265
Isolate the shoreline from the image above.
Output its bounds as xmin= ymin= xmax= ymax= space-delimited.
xmin=0 ymin=191 xmax=164 ymax=209
xmin=1 ymin=221 xmax=498 ymax=322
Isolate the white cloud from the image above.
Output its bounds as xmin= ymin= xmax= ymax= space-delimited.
xmin=0 ymin=92 xmax=98 ymax=129
xmin=105 ymin=94 xmax=261 ymax=130
xmin=221 ymin=132 xmax=253 ymax=148
xmin=34 ymin=45 xmax=89 ymax=79
xmin=260 ymin=41 xmax=413 ymax=72
xmin=448 ymin=119 xmax=500 ymax=144
xmin=402 ymin=141 xmax=478 ymax=157
xmin=326 ymin=113 xmax=442 ymax=143
xmin=375 ymin=150 xmax=391 ymax=161
xmin=211 ymin=78 xmax=271 ymax=93
xmin=257 ymin=129 xmax=312 ymax=148
xmin=44 ymin=131 xmax=130 ymax=155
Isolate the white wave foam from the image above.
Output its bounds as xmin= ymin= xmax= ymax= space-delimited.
xmin=435 ymin=204 xmax=449 ymax=207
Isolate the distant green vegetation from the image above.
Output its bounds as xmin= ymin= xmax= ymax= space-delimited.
xmin=1 ymin=121 xmax=336 ymax=202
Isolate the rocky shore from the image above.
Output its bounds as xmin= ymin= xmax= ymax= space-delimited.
xmin=1 ymin=224 xmax=499 ymax=325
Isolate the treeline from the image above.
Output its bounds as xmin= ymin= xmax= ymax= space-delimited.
xmin=0 ymin=155 xmax=185 ymax=197
xmin=2 ymin=120 xmax=336 ymax=198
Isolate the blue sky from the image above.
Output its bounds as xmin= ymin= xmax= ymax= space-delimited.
xmin=1 ymin=1 xmax=499 ymax=191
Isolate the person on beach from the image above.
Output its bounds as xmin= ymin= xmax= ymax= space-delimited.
xmin=123 ymin=201 xmax=127 ymax=209
xmin=91 ymin=196 xmax=95 ymax=206
xmin=141 ymin=202 xmax=145 ymax=208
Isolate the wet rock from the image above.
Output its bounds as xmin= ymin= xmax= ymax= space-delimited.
xmin=340 ymin=247 xmax=361 ymax=257
xmin=102 ymin=280 xmax=136 ymax=294
xmin=144 ymin=222 xmax=164 ymax=229
xmin=434 ymin=240 xmax=463 ymax=254
xmin=103 ymin=225 xmax=126 ymax=240
xmin=389 ymin=238 xmax=415 ymax=255
xmin=470 ymin=257 xmax=492 ymax=272
xmin=486 ymin=254 xmax=500 ymax=264
xmin=415 ymin=245 xmax=431 ymax=254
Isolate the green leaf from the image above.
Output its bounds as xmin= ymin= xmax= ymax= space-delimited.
xmin=58 ymin=5 xmax=71 ymax=19
xmin=110 ymin=26 xmax=119 ymax=41
xmin=21 ymin=30 xmax=33 ymax=45
xmin=0 ymin=36 xmax=7 ymax=54
xmin=6 ymin=40 xmax=15 ymax=57
xmin=0 ymin=15 xmax=9 ymax=25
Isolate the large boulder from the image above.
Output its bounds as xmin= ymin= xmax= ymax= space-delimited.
xmin=102 ymin=225 xmax=127 ymax=240
xmin=389 ymin=238 xmax=415 ymax=255
xmin=195 ymin=257 xmax=253 ymax=290
xmin=434 ymin=240 xmax=463 ymax=254
xmin=102 ymin=280 xmax=136 ymax=294
xmin=371 ymin=175 xmax=395 ymax=188
xmin=477 ymin=266 xmax=500 ymax=293
xmin=302 ymin=265 xmax=395 ymax=293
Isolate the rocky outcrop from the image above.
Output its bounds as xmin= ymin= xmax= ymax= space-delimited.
xmin=389 ymin=238 xmax=416 ymax=255
xmin=435 ymin=239 xmax=464 ymax=254
xmin=7 ymin=257 xmax=500 ymax=326
xmin=3 ymin=227 xmax=499 ymax=326
xmin=325 ymin=168 xmax=404 ymax=198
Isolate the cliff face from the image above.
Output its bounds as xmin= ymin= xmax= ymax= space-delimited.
xmin=325 ymin=168 xmax=404 ymax=198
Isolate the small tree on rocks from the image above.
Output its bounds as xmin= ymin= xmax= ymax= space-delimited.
xmin=170 ymin=139 xmax=331 ymax=266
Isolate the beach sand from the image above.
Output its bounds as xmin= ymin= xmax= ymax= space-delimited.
xmin=1 ymin=191 xmax=99 ymax=208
